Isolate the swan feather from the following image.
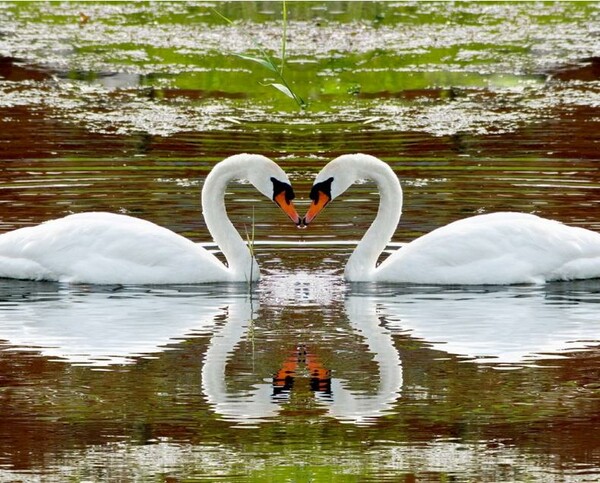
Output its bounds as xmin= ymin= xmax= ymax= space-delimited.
xmin=377 ymin=212 xmax=600 ymax=284
xmin=0 ymin=213 xmax=224 ymax=284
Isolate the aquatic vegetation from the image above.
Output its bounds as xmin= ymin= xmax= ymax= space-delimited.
xmin=244 ymin=206 xmax=257 ymax=288
xmin=213 ymin=1 xmax=307 ymax=110
xmin=1 ymin=2 xmax=599 ymax=136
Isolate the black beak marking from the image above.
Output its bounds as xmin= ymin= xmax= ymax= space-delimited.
xmin=271 ymin=177 xmax=295 ymax=204
xmin=309 ymin=177 xmax=334 ymax=205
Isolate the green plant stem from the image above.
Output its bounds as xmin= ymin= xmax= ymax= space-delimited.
xmin=244 ymin=206 xmax=256 ymax=290
xmin=281 ymin=0 xmax=287 ymax=77
xmin=212 ymin=4 xmax=306 ymax=110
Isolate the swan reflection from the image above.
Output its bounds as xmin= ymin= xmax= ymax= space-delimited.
xmin=6 ymin=277 xmax=594 ymax=425
xmin=0 ymin=278 xmax=405 ymax=425
xmin=367 ymin=282 xmax=600 ymax=364
xmin=202 ymin=292 xmax=403 ymax=425
xmin=0 ymin=280 xmax=248 ymax=366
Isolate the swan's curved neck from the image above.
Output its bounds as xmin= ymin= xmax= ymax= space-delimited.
xmin=345 ymin=161 xmax=403 ymax=281
xmin=201 ymin=161 xmax=258 ymax=281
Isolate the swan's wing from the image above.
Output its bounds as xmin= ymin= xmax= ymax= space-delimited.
xmin=0 ymin=212 xmax=228 ymax=283
xmin=376 ymin=212 xmax=600 ymax=284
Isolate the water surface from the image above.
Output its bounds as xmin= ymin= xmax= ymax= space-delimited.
xmin=1 ymin=2 xmax=599 ymax=481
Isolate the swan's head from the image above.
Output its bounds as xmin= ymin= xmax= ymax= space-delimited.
xmin=303 ymin=154 xmax=379 ymax=225
xmin=243 ymin=155 xmax=301 ymax=225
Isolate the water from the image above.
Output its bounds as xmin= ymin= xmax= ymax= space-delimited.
xmin=1 ymin=1 xmax=600 ymax=481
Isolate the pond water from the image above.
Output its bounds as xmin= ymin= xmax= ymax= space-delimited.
xmin=1 ymin=1 xmax=599 ymax=481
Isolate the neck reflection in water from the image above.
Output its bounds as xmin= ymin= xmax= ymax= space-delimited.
xmin=1 ymin=276 xmax=598 ymax=429
xmin=201 ymin=276 xmax=600 ymax=426
xmin=201 ymin=280 xmax=404 ymax=425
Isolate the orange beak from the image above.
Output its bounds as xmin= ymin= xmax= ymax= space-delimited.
xmin=303 ymin=190 xmax=331 ymax=225
xmin=274 ymin=191 xmax=301 ymax=225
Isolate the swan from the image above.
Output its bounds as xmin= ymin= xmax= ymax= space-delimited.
xmin=303 ymin=153 xmax=600 ymax=284
xmin=0 ymin=154 xmax=300 ymax=284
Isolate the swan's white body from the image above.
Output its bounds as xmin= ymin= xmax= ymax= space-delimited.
xmin=306 ymin=154 xmax=600 ymax=284
xmin=0 ymin=154 xmax=299 ymax=284
xmin=0 ymin=212 xmax=224 ymax=284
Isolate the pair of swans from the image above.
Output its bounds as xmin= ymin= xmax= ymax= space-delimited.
xmin=1 ymin=153 xmax=600 ymax=285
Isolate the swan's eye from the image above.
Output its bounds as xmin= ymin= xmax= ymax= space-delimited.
xmin=271 ymin=177 xmax=295 ymax=203
xmin=309 ymin=177 xmax=334 ymax=203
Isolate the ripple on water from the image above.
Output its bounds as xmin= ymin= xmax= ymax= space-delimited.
xmin=1 ymin=2 xmax=600 ymax=481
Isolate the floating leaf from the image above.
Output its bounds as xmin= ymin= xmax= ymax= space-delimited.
xmin=236 ymin=54 xmax=277 ymax=72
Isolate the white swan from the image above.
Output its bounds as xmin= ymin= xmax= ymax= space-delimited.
xmin=0 ymin=154 xmax=300 ymax=284
xmin=303 ymin=153 xmax=600 ymax=284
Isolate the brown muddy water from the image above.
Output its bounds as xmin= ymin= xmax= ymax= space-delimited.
xmin=0 ymin=2 xmax=600 ymax=481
